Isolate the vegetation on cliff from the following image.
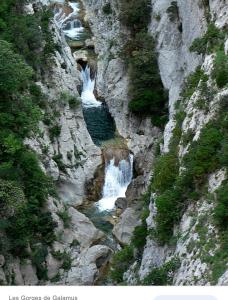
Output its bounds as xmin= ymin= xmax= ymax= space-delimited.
xmin=0 ymin=0 xmax=56 ymax=261
xmin=119 ymin=0 xmax=168 ymax=127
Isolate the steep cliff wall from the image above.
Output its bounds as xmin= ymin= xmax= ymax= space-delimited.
xmin=122 ymin=0 xmax=228 ymax=286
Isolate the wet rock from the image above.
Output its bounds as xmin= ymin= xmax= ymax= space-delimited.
xmin=115 ymin=197 xmax=127 ymax=210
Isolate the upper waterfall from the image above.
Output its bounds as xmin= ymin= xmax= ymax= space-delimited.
xmin=97 ymin=154 xmax=133 ymax=211
xmin=54 ymin=1 xmax=84 ymax=40
xmin=81 ymin=65 xmax=102 ymax=108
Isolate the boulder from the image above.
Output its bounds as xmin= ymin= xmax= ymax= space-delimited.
xmin=66 ymin=245 xmax=112 ymax=285
xmin=113 ymin=208 xmax=140 ymax=245
xmin=20 ymin=259 xmax=39 ymax=285
xmin=115 ymin=197 xmax=127 ymax=210
xmin=68 ymin=207 xmax=104 ymax=248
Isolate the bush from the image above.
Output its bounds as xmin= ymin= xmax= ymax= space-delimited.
xmin=212 ymin=50 xmax=228 ymax=88
xmin=110 ymin=246 xmax=134 ymax=283
xmin=68 ymin=96 xmax=80 ymax=110
xmin=102 ymin=3 xmax=112 ymax=15
xmin=152 ymin=153 xmax=179 ymax=194
xmin=119 ymin=0 xmax=151 ymax=31
xmin=126 ymin=32 xmax=168 ymax=125
xmin=57 ymin=208 xmax=71 ymax=228
xmin=190 ymin=23 xmax=225 ymax=55
xmin=183 ymin=125 xmax=223 ymax=180
xmin=166 ymin=1 xmax=179 ymax=22
xmin=214 ymin=182 xmax=228 ymax=230
xmin=49 ymin=124 xmax=61 ymax=141
xmin=142 ymin=258 xmax=180 ymax=285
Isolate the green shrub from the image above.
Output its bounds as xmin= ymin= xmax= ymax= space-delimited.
xmin=119 ymin=0 xmax=151 ymax=31
xmin=49 ymin=124 xmax=61 ymax=141
xmin=166 ymin=1 xmax=179 ymax=22
xmin=181 ymin=66 xmax=208 ymax=100
xmin=110 ymin=246 xmax=134 ymax=283
xmin=190 ymin=23 xmax=225 ymax=54
xmin=152 ymin=153 xmax=179 ymax=194
xmin=131 ymin=221 xmax=148 ymax=253
xmin=102 ymin=3 xmax=112 ymax=15
xmin=126 ymin=32 xmax=168 ymax=125
xmin=57 ymin=208 xmax=71 ymax=228
xmin=68 ymin=96 xmax=80 ymax=110
xmin=183 ymin=125 xmax=223 ymax=180
xmin=142 ymin=258 xmax=180 ymax=285
xmin=31 ymin=244 xmax=48 ymax=281
xmin=212 ymin=50 xmax=228 ymax=88
xmin=214 ymin=182 xmax=228 ymax=230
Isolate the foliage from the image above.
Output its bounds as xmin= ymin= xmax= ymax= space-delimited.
xmin=0 ymin=2 xmax=57 ymax=259
xmin=0 ymin=1 xmax=55 ymax=71
xmin=110 ymin=245 xmax=134 ymax=283
xmin=49 ymin=124 xmax=61 ymax=141
xmin=119 ymin=0 xmax=151 ymax=32
xmin=153 ymin=107 xmax=226 ymax=244
xmin=152 ymin=153 xmax=179 ymax=194
xmin=57 ymin=207 xmax=71 ymax=228
xmin=52 ymin=250 xmax=72 ymax=271
xmin=131 ymin=209 xmax=149 ymax=254
xmin=68 ymin=96 xmax=80 ymax=110
xmin=142 ymin=258 xmax=180 ymax=285
xmin=190 ymin=23 xmax=225 ymax=55
xmin=214 ymin=182 xmax=228 ymax=230
xmin=126 ymin=32 xmax=168 ymax=125
xmin=102 ymin=3 xmax=112 ymax=15
xmin=212 ymin=50 xmax=228 ymax=88
xmin=31 ymin=244 xmax=48 ymax=280
xmin=166 ymin=1 xmax=179 ymax=22
xmin=181 ymin=66 xmax=208 ymax=100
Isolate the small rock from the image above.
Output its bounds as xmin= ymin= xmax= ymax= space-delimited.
xmin=115 ymin=197 xmax=127 ymax=210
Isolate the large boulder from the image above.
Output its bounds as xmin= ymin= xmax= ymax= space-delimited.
xmin=112 ymin=208 xmax=140 ymax=245
xmin=66 ymin=245 xmax=112 ymax=285
xmin=68 ymin=207 xmax=104 ymax=248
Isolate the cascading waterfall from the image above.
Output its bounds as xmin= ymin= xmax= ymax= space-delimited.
xmin=97 ymin=154 xmax=134 ymax=211
xmin=81 ymin=65 xmax=102 ymax=108
xmin=54 ymin=1 xmax=84 ymax=40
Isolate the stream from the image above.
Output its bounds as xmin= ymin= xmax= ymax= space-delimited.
xmin=54 ymin=0 xmax=133 ymax=251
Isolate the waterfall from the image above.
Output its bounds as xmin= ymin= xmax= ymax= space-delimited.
xmin=54 ymin=1 xmax=84 ymax=40
xmin=81 ymin=65 xmax=102 ymax=108
xmin=97 ymin=154 xmax=133 ymax=211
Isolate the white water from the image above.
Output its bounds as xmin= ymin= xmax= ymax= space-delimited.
xmin=97 ymin=154 xmax=133 ymax=211
xmin=54 ymin=1 xmax=84 ymax=40
xmin=81 ymin=65 xmax=102 ymax=108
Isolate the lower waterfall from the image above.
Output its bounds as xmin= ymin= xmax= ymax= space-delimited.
xmin=97 ymin=154 xmax=133 ymax=211
xmin=81 ymin=66 xmax=102 ymax=108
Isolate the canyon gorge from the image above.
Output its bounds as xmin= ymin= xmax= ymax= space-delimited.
xmin=0 ymin=0 xmax=227 ymax=286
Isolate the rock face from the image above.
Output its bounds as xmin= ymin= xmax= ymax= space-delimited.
xmin=123 ymin=0 xmax=228 ymax=286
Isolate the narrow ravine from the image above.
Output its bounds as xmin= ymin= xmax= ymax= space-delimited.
xmin=53 ymin=0 xmax=134 ymax=247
